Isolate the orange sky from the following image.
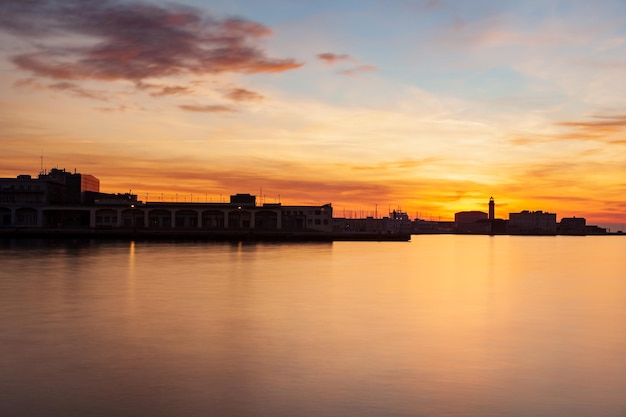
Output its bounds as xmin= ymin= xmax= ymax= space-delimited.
xmin=1 ymin=0 xmax=626 ymax=229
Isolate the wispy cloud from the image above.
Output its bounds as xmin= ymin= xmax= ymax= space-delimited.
xmin=553 ymin=114 xmax=626 ymax=143
xmin=14 ymin=78 xmax=109 ymax=101
xmin=224 ymin=87 xmax=264 ymax=102
xmin=135 ymin=82 xmax=194 ymax=97
xmin=317 ymin=53 xmax=352 ymax=65
xmin=351 ymin=158 xmax=441 ymax=171
xmin=0 ymin=0 xmax=302 ymax=85
xmin=179 ymin=104 xmax=236 ymax=113
xmin=556 ymin=114 xmax=626 ymax=130
xmin=316 ymin=52 xmax=377 ymax=75
xmin=337 ymin=65 xmax=378 ymax=76
xmin=510 ymin=114 xmax=626 ymax=146
xmin=94 ymin=105 xmax=128 ymax=113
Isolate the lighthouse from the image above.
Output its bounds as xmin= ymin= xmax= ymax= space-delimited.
xmin=489 ymin=197 xmax=495 ymax=220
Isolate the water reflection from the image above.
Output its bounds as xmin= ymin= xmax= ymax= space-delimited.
xmin=1 ymin=237 xmax=625 ymax=416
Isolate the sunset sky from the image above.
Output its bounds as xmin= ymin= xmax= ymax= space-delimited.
xmin=1 ymin=0 xmax=626 ymax=228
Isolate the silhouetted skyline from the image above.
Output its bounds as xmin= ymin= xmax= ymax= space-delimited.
xmin=1 ymin=1 xmax=626 ymax=228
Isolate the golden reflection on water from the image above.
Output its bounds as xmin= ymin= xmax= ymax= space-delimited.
xmin=126 ymin=240 xmax=136 ymax=310
xmin=1 ymin=236 xmax=626 ymax=417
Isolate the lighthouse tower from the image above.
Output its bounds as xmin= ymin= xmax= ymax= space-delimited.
xmin=489 ymin=197 xmax=495 ymax=220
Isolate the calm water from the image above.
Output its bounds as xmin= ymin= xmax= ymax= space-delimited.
xmin=1 ymin=235 xmax=626 ymax=417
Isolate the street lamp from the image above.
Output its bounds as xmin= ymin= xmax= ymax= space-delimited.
xmin=130 ymin=204 xmax=136 ymax=233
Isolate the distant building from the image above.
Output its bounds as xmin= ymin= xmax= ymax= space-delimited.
xmin=0 ymin=174 xmax=55 ymax=206
xmin=280 ymin=203 xmax=332 ymax=231
xmin=229 ymin=193 xmax=256 ymax=207
xmin=559 ymin=217 xmax=586 ymax=235
xmin=333 ymin=210 xmax=412 ymax=234
xmin=454 ymin=210 xmax=490 ymax=233
xmin=0 ymin=168 xmax=334 ymax=232
xmin=0 ymin=169 xmax=99 ymax=226
xmin=489 ymin=197 xmax=495 ymax=220
xmin=585 ymin=225 xmax=607 ymax=235
xmin=412 ymin=219 xmax=454 ymax=234
xmin=455 ymin=211 xmax=488 ymax=224
xmin=0 ymin=169 xmax=100 ymax=205
xmin=508 ymin=210 xmax=557 ymax=234
xmin=39 ymin=168 xmax=100 ymax=204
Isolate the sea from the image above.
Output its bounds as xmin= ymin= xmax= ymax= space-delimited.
xmin=1 ymin=235 xmax=626 ymax=417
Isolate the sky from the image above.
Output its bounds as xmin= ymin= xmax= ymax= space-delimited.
xmin=1 ymin=0 xmax=626 ymax=228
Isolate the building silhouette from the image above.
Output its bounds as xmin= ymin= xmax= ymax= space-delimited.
xmin=508 ymin=210 xmax=557 ymax=234
xmin=0 ymin=169 xmax=335 ymax=233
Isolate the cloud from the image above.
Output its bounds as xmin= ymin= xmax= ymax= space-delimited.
xmin=48 ymin=81 xmax=109 ymax=101
xmin=0 ymin=0 xmax=302 ymax=83
xmin=553 ymin=114 xmax=626 ymax=142
xmin=509 ymin=114 xmax=626 ymax=146
xmin=351 ymin=158 xmax=441 ymax=171
xmin=317 ymin=53 xmax=352 ymax=65
xmin=179 ymin=104 xmax=236 ymax=113
xmin=224 ymin=87 xmax=264 ymax=102
xmin=135 ymin=81 xmax=194 ymax=97
xmin=556 ymin=114 xmax=626 ymax=130
xmin=94 ymin=105 xmax=128 ymax=113
xmin=14 ymin=77 xmax=109 ymax=100
xmin=316 ymin=53 xmax=378 ymax=76
xmin=337 ymin=65 xmax=378 ymax=76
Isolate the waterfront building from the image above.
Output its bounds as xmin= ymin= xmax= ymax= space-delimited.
xmin=0 ymin=168 xmax=99 ymax=205
xmin=1 ymin=169 xmax=99 ymax=226
xmin=0 ymin=168 xmax=408 ymax=240
xmin=0 ymin=168 xmax=334 ymax=233
xmin=454 ymin=210 xmax=490 ymax=234
xmin=559 ymin=217 xmax=586 ymax=235
xmin=455 ymin=211 xmax=488 ymax=224
xmin=40 ymin=168 xmax=100 ymax=204
xmin=333 ymin=212 xmax=413 ymax=234
xmin=91 ymin=196 xmax=334 ymax=232
xmin=508 ymin=210 xmax=557 ymax=234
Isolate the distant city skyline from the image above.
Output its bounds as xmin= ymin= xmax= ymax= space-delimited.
xmin=2 ymin=0 xmax=626 ymax=229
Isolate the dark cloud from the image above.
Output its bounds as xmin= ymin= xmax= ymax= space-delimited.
xmin=317 ymin=53 xmax=351 ymax=65
xmin=0 ymin=0 xmax=302 ymax=83
xmin=179 ymin=104 xmax=235 ymax=113
xmin=225 ymin=88 xmax=264 ymax=102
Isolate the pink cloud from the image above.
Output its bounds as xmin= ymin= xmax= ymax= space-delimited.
xmin=317 ymin=53 xmax=352 ymax=65
xmin=224 ymin=88 xmax=264 ymax=102
xmin=1 ymin=0 xmax=302 ymax=83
